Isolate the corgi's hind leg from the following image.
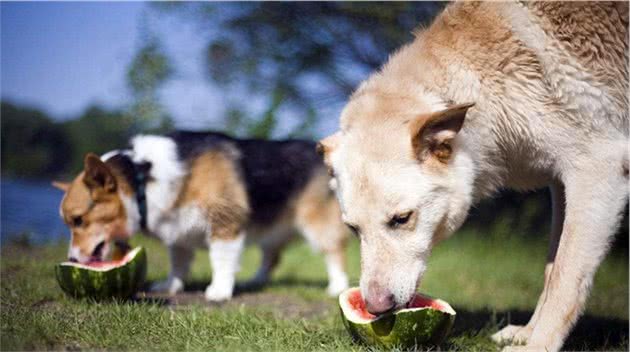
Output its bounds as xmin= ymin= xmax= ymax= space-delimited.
xmin=245 ymin=230 xmax=293 ymax=288
xmin=205 ymin=230 xmax=246 ymax=302
xmin=523 ymin=160 xmax=628 ymax=352
xmin=322 ymin=244 xmax=349 ymax=296
xmin=151 ymin=245 xmax=194 ymax=295
xmin=296 ymin=199 xmax=349 ymax=296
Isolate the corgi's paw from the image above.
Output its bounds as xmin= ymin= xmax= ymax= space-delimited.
xmin=492 ymin=324 xmax=532 ymax=345
xmin=150 ymin=277 xmax=184 ymax=295
xmin=326 ymin=277 xmax=349 ymax=297
xmin=204 ymin=281 xmax=233 ymax=302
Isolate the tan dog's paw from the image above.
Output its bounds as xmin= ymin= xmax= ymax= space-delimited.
xmin=150 ymin=277 xmax=184 ymax=295
xmin=492 ymin=324 xmax=532 ymax=345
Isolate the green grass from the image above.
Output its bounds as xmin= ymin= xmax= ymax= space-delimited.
xmin=1 ymin=231 xmax=627 ymax=351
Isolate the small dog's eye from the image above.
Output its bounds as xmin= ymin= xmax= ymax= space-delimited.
xmin=388 ymin=211 xmax=412 ymax=228
xmin=72 ymin=216 xmax=83 ymax=227
xmin=345 ymin=223 xmax=360 ymax=237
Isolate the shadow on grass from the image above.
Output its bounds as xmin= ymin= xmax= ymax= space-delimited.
xmin=131 ymin=295 xmax=170 ymax=306
xmin=237 ymin=277 xmax=329 ymax=293
xmin=451 ymin=308 xmax=628 ymax=350
xmin=142 ymin=277 xmax=328 ymax=295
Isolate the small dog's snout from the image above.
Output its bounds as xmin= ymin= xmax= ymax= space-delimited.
xmin=68 ymin=257 xmax=78 ymax=263
xmin=365 ymin=282 xmax=395 ymax=315
xmin=91 ymin=241 xmax=106 ymax=260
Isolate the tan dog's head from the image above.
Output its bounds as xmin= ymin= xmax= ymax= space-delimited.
xmin=54 ymin=153 xmax=135 ymax=263
xmin=319 ymin=90 xmax=475 ymax=314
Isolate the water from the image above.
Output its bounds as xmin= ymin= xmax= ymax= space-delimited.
xmin=1 ymin=178 xmax=68 ymax=244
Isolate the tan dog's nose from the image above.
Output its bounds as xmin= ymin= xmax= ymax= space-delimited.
xmin=365 ymin=282 xmax=395 ymax=315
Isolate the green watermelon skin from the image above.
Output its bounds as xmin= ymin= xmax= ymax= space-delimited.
xmin=55 ymin=247 xmax=147 ymax=300
xmin=341 ymin=306 xmax=455 ymax=348
xmin=339 ymin=288 xmax=456 ymax=348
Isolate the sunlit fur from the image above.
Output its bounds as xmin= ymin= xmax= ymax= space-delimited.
xmin=321 ymin=2 xmax=628 ymax=351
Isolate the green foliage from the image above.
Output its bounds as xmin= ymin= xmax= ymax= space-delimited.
xmin=248 ymin=89 xmax=283 ymax=138
xmin=2 ymin=36 xmax=175 ymax=178
xmin=1 ymin=102 xmax=73 ymax=177
xmin=126 ymin=37 xmax=173 ymax=133
xmin=60 ymin=105 xmax=135 ymax=173
xmin=1 ymin=100 xmax=165 ymax=178
xmin=127 ymin=41 xmax=172 ymax=95
xmin=2 ymin=28 xmax=174 ymax=179
xmin=155 ymin=2 xmax=446 ymax=138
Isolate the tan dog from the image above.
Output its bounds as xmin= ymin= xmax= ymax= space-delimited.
xmin=318 ymin=2 xmax=628 ymax=351
xmin=55 ymin=131 xmax=349 ymax=301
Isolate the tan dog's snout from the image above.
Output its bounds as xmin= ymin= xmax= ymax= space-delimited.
xmin=364 ymin=281 xmax=395 ymax=315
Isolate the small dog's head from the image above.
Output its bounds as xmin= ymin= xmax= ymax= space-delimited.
xmin=54 ymin=153 xmax=135 ymax=263
xmin=319 ymin=91 xmax=475 ymax=314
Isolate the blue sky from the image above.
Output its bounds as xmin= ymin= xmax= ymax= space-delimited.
xmin=1 ymin=2 xmax=228 ymax=130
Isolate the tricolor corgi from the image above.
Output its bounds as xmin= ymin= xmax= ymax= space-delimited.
xmin=54 ymin=131 xmax=349 ymax=301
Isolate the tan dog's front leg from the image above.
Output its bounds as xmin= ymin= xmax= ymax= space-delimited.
xmin=518 ymin=167 xmax=627 ymax=352
xmin=493 ymin=183 xmax=565 ymax=345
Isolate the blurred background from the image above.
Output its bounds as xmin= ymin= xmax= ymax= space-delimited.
xmin=1 ymin=2 xmax=627 ymax=247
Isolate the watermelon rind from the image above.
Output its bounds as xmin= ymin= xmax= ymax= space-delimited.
xmin=339 ymin=287 xmax=456 ymax=348
xmin=55 ymin=246 xmax=147 ymax=300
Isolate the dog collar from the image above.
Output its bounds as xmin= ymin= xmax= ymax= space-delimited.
xmin=133 ymin=163 xmax=149 ymax=231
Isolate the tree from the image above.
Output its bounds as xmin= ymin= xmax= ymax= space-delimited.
xmin=153 ymin=2 xmax=445 ymax=138
xmin=61 ymin=105 xmax=135 ymax=172
xmin=1 ymin=102 xmax=72 ymax=177
xmin=126 ymin=34 xmax=174 ymax=133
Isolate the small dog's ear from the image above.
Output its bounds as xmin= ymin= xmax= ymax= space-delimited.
xmin=410 ymin=102 xmax=474 ymax=163
xmin=52 ymin=181 xmax=70 ymax=192
xmin=317 ymin=132 xmax=341 ymax=174
xmin=83 ymin=153 xmax=117 ymax=193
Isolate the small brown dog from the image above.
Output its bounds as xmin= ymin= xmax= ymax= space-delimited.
xmin=55 ymin=131 xmax=349 ymax=301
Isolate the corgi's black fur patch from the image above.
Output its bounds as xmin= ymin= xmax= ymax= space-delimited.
xmin=167 ymin=131 xmax=322 ymax=225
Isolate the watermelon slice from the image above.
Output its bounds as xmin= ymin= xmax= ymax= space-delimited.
xmin=55 ymin=246 xmax=147 ymax=300
xmin=339 ymin=287 xmax=456 ymax=348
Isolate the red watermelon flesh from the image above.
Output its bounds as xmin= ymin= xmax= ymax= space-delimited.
xmin=339 ymin=287 xmax=456 ymax=348
xmin=347 ymin=288 xmax=447 ymax=319
xmin=79 ymin=249 xmax=136 ymax=271
xmin=408 ymin=294 xmax=447 ymax=311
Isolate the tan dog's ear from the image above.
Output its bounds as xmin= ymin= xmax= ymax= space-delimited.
xmin=411 ymin=102 xmax=474 ymax=163
xmin=317 ymin=132 xmax=341 ymax=173
xmin=83 ymin=153 xmax=117 ymax=193
xmin=52 ymin=181 xmax=70 ymax=192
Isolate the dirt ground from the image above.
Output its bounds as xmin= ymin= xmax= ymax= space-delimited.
xmin=138 ymin=290 xmax=334 ymax=320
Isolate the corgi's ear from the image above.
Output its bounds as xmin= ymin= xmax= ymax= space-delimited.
xmin=410 ymin=102 xmax=474 ymax=163
xmin=52 ymin=181 xmax=70 ymax=192
xmin=317 ymin=131 xmax=341 ymax=174
xmin=83 ymin=153 xmax=117 ymax=193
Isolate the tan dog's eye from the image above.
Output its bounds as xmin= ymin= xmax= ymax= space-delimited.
xmin=345 ymin=223 xmax=360 ymax=237
xmin=72 ymin=216 xmax=83 ymax=227
xmin=388 ymin=211 xmax=413 ymax=228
